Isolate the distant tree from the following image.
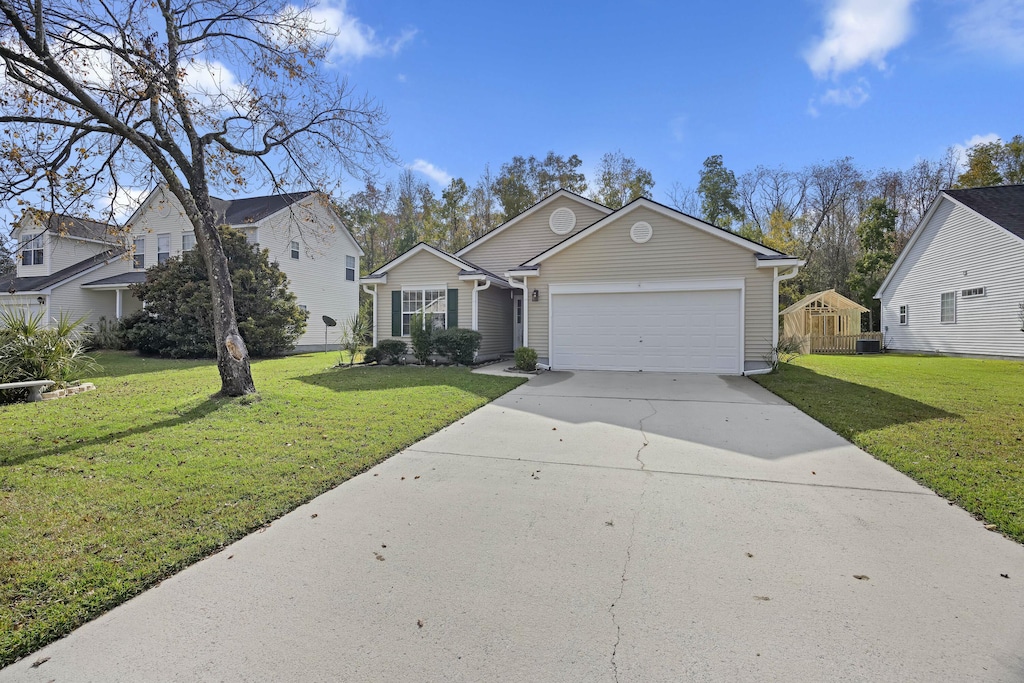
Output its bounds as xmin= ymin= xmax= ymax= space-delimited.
xmin=347 ymin=180 xmax=397 ymax=274
xmin=696 ymin=155 xmax=743 ymax=228
xmin=0 ymin=0 xmax=392 ymax=395
xmin=956 ymin=141 xmax=1004 ymax=188
xmin=534 ymin=152 xmax=587 ymax=197
xmin=439 ymin=177 xmax=470 ymax=252
xmin=761 ymin=208 xmax=802 ymax=255
xmin=665 ymin=182 xmax=700 ymax=215
xmin=492 ymin=156 xmax=537 ymax=219
xmin=847 ymin=198 xmax=897 ymax=330
xmin=999 ymin=135 xmax=1024 ymax=185
xmin=0 ymin=235 xmax=14 ymax=276
xmin=122 ymin=226 xmax=307 ymax=358
xmin=467 ymin=164 xmax=502 ymax=242
xmin=592 ymin=150 xmax=654 ymax=209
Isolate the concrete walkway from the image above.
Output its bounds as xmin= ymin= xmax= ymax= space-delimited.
xmin=3 ymin=371 xmax=1023 ymax=682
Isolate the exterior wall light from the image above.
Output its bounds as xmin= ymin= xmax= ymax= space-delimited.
xmin=531 ymin=289 xmax=539 ymax=302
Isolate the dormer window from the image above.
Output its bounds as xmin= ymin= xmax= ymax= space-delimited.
xmin=290 ymin=240 xmax=300 ymax=259
xmin=21 ymin=233 xmax=43 ymax=265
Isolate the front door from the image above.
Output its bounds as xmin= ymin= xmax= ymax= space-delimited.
xmin=513 ymin=293 xmax=524 ymax=348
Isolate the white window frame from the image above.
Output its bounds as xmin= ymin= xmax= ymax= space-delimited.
xmin=133 ymin=237 xmax=145 ymax=269
xmin=401 ymin=285 xmax=447 ymax=336
xmin=290 ymin=240 xmax=300 ymax=259
xmin=940 ymin=292 xmax=956 ymax=324
xmin=345 ymin=255 xmax=356 ymax=281
xmin=157 ymin=233 xmax=171 ymax=264
xmin=21 ymin=233 xmax=43 ymax=266
xmin=961 ymin=287 xmax=985 ymax=299
xmin=898 ymin=304 xmax=908 ymax=325
xmin=182 ymin=233 xmax=196 ymax=252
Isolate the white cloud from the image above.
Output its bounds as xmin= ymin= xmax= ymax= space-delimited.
xmin=105 ymin=185 xmax=148 ymax=220
xmin=396 ymin=73 xmax=407 ymax=83
xmin=805 ymin=0 xmax=916 ymax=78
xmin=303 ymin=0 xmax=417 ymax=60
xmin=950 ymin=0 xmax=1024 ymax=63
xmin=952 ymin=132 xmax=1002 ymax=168
xmin=807 ymin=79 xmax=870 ymax=116
xmin=181 ymin=60 xmax=249 ymax=112
xmin=669 ymin=116 xmax=686 ymax=143
xmin=407 ymin=159 xmax=451 ymax=186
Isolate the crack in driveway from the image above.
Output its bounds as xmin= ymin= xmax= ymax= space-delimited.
xmin=635 ymin=400 xmax=657 ymax=471
xmin=609 ymin=477 xmax=647 ymax=682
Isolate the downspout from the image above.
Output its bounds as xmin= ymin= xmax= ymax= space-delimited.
xmin=744 ymin=265 xmax=800 ymax=376
xmin=508 ymin=276 xmax=528 ymax=349
xmin=362 ymin=284 xmax=377 ymax=347
xmin=471 ymin=279 xmax=491 ymax=331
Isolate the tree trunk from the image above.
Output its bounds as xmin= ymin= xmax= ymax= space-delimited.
xmin=191 ymin=190 xmax=256 ymax=397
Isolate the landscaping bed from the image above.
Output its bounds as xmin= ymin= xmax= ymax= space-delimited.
xmin=754 ymin=353 xmax=1024 ymax=544
xmin=0 ymin=351 xmax=525 ymax=666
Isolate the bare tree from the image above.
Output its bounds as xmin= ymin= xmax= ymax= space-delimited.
xmin=665 ymin=181 xmax=699 ymax=216
xmin=0 ymin=0 xmax=393 ymax=395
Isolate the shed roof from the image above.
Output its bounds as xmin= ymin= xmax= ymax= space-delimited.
xmin=780 ymin=289 xmax=868 ymax=316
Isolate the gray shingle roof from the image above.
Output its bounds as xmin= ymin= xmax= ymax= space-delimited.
xmin=81 ymin=271 xmax=147 ymax=287
xmin=944 ymin=185 xmax=1024 ymax=241
xmin=12 ymin=212 xmax=118 ymax=242
xmin=211 ymin=191 xmax=315 ymax=225
xmin=0 ymin=248 xmax=125 ymax=293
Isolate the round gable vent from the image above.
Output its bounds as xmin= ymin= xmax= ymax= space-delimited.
xmin=549 ymin=207 xmax=576 ymax=235
xmin=630 ymin=221 xmax=653 ymax=244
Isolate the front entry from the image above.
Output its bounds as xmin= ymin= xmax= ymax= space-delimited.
xmin=513 ymin=293 xmax=524 ymax=348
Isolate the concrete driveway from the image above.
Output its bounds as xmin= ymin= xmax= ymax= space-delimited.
xmin=3 ymin=370 xmax=1023 ymax=682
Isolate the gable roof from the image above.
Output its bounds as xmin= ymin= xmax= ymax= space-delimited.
xmin=210 ymin=191 xmax=315 ymax=225
xmin=364 ymin=242 xmax=489 ymax=278
xmin=876 ymin=185 xmax=1024 ymax=298
xmin=15 ymin=211 xmax=117 ymax=243
xmin=780 ymin=289 xmax=867 ymax=316
xmin=943 ymin=185 xmax=1024 ymax=242
xmin=521 ymin=197 xmax=786 ymax=267
xmin=0 ymin=248 xmax=126 ymax=294
xmin=456 ymin=189 xmax=612 ymax=257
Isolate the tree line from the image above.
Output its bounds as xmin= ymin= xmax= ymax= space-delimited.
xmin=343 ymin=135 xmax=1023 ymax=330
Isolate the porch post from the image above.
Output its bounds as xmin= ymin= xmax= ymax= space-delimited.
xmin=115 ymin=289 xmax=123 ymax=319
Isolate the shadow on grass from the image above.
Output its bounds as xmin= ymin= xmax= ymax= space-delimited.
xmin=293 ymin=365 xmax=523 ymax=400
xmin=88 ymin=351 xmax=215 ymax=379
xmin=1 ymin=398 xmax=227 ymax=468
xmin=756 ymin=363 xmax=959 ymax=437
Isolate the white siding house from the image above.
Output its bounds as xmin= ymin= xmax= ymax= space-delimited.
xmin=1 ymin=187 xmax=363 ymax=353
xmin=876 ymin=186 xmax=1024 ymax=358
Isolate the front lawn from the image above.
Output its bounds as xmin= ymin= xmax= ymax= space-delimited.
xmin=754 ymin=354 xmax=1024 ymax=544
xmin=0 ymin=352 xmax=524 ymax=666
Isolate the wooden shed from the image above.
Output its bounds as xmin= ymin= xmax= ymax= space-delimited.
xmin=781 ymin=289 xmax=870 ymax=354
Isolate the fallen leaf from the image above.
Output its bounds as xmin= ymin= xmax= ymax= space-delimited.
xmin=310 ymin=513 xmax=318 ymax=519
xmin=374 ymin=553 xmax=385 ymax=561
xmin=227 ymin=555 xmax=234 ymax=560
xmin=417 ymin=619 xmax=424 ymax=628
xmin=1000 ymin=573 xmax=1009 ymax=579
xmin=381 ymin=544 xmax=387 ymax=548
xmin=414 ymin=476 xmax=420 ymax=480
xmin=605 ymin=521 xmax=614 ymax=527
xmin=30 ymin=657 xmax=49 ymax=668
xmin=811 ymin=471 xmax=816 ymax=475
xmin=746 ymin=552 xmax=754 ymax=558
xmin=754 ymin=596 xmax=770 ymax=601
xmin=853 ymin=575 xmax=869 ymax=581
xmin=552 ymin=427 xmax=557 ymax=431
xmin=984 ymin=524 xmax=998 ymax=530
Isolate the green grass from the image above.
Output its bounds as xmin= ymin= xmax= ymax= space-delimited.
xmin=754 ymin=354 xmax=1024 ymax=543
xmin=0 ymin=352 xmax=524 ymax=666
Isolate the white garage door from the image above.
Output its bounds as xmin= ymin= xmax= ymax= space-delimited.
xmin=550 ymin=289 xmax=742 ymax=374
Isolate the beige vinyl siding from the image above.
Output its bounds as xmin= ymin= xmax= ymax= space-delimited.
xmin=254 ymin=198 xmax=361 ymax=348
xmin=526 ymin=206 xmax=774 ymax=363
xmin=12 ymin=226 xmax=49 ymax=278
xmin=128 ymin=186 xmax=195 ymax=269
xmin=46 ymin=259 xmax=138 ymax=328
xmin=476 ymin=285 xmax=513 ymax=359
xmin=373 ymin=250 xmax=473 ymax=347
xmin=460 ymin=196 xmax=609 ymax=274
xmin=46 ymin=236 xmax=112 ymax=274
xmin=880 ymin=198 xmax=1024 ymax=358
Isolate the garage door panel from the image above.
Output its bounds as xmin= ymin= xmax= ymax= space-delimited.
xmin=551 ymin=289 xmax=741 ymax=374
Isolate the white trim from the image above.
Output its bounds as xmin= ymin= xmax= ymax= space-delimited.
xmin=523 ymin=198 xmax=784 ymax=267
xmin=546 ymin=278 xmax=746 ymax=374
xmin=940 ymin=291 xmax=956 ymax=324
xmin=548 ymin=278 xmax=744 ymax=295
xmin=961 ymin=286 xmax=986 ymax=299
xmin=755 ymin=258 xmax=803 ymax=269
xmin=898 ymin=304 xmax=908 ymax=325
xmin=456 ymin=190 xmax=612 ymax=258
xmin=367 ymin=243 xmax=472 ymax=277
xmin=508 ymin=276 xmax=529 ymax=348
xmin=401 ymin=282 xmax=447 ymax=291
xmin=362 ymin=284 xmax=378 ymax=347
xmin=773 ymin=266 xmax=800 ymax=352
xmin=359 ymin=274 xmax=387 ymax=285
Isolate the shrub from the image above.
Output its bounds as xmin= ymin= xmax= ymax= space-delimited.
xmin=377 ymin=338 xmax=407 ymax=364
xmin=339 ymin=303 xmax=371 ymax=367
xmin=434 ymin=328 xmax=482 ymax=365
xmin=84 ymin=316 xmax=127 ymax=350
xmin=362 ymin=346 xmax=383 ymax=365
xmin=409 ymin=312 xmax=435 ymax=365
xmin=121 ymin=225 xmax=306 ymax=358
xmin=514 ymin=346 xmax=538 ymax=372
xmin=0 ymin=308 xmax=96 ymax=402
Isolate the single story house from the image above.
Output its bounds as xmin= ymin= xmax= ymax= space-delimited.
xmin=361 ymin=190 xmax=803 ymax=374
xmin=875 ymin=184 xmax=1024 ymax=358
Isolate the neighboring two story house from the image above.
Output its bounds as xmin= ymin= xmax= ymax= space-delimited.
xmin=361 ymin=190 xmax=802 ymax=374
xmin=0 ymin=186 xmax=363 ymax=351
xmin=875 ymin=184 xmax=1024 ymax=358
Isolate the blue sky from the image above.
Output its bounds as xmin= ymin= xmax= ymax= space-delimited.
xmin=327 ymin=0 xmax=1024 ymax=200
